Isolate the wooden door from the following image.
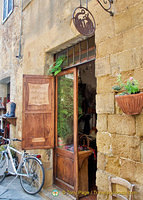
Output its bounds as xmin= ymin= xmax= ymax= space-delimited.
xmin=22 ymin=75 xmax=54 ymax=150
xmin=54 ymin=68 xmax=78 ymax=196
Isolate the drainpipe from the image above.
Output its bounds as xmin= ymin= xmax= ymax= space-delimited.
xmin=16 ymin=0 xmax=23 ymax=59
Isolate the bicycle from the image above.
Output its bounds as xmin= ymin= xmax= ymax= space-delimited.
xmin=0 ymin=136 xmax=45 ymax=195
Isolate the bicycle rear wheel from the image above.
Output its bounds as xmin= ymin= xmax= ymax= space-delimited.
xmin=0 ymin=152 xmax=6 ymax=183
xmin=20 ymin=157 xmax=45 ymax=194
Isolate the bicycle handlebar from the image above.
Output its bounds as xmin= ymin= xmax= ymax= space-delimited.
xmin=12 ymin=138 xmax=22 ymax=142
xmin=0 ymin=136 xmax=8 ymax=141
xmin=0 ymin=136 xmax=22 ymax=142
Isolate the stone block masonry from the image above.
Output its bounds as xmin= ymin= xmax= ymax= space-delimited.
xmin=95 ymin=0 xmax=143 ymax=199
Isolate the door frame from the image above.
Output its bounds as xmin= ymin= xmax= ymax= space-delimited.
xmin=54 ymin=67 xmax=79 ymax=197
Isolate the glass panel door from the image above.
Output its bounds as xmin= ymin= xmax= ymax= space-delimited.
xmin=54 ymin=68 xmax=78 ymax=195
xmin=57 ymin=73 xmax=74 ymax=152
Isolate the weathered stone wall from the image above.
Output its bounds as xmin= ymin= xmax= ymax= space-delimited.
xmin=95 ymin=0 xmax=143 ymax=199
xmin=0 ymin=0 xmax=21 ymax=138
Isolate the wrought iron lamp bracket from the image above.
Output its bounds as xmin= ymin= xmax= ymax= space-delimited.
xmin=97 ymin=0 xmax=114 ymax=16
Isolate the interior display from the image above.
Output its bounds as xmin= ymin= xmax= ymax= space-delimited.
xmin=78 ymin=62 xmax=97 ymax=134
xmin=0 ymin=83 xmax=10 ymax=140
xmin=78 ymin=62 xmax=97 ymax=193
xmin=4 ymin=102 xmax=16 ymax=117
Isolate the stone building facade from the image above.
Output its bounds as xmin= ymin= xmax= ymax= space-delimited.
xmin=95 ymin=1 xmax=143 ymax=199
xmin=0 ymin=0 xmax=143 ymax=199
xmin=0 ymin=0 xmax=21 ymax=134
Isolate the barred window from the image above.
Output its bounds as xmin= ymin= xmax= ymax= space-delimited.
xmin=55 ymin=36 xmax=96 ymax=69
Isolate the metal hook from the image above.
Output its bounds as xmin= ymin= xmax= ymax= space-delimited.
xmin=96 ymin=0 xmax=114 ymax=16
xmin=80 ymin=0 xmax=88 ymax=9
xmin=86 ymin=0 xmax=88 ymax=9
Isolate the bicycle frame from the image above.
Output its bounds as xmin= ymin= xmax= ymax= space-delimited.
xmin=0 ymin=136 xmax=45 ymax=195
xmin=5 ymin=145 xmax=29 ymax=177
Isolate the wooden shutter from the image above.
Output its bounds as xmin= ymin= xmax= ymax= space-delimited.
xmin=22 ymin=75 xmax=54 ymax=150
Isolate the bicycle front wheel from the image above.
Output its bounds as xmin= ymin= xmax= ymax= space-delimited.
xmin=0 ymin=152 xmax=6 ymax=183
xmin=20 ymin=157 xmax=45 ymax=194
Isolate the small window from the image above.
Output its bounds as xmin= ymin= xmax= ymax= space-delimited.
xmin=2 ymin=0 xmax=14 ymax=23
xmin=54 ymin=36 xmax=95 ymax=69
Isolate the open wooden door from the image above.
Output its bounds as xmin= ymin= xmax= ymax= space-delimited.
xmin=54 ymin=68 xmax=79 ymax=197
xmin=22 ymin=75 xmax=54 ymax=150
xmin=22 ymin=72 xmax=79 ymax=197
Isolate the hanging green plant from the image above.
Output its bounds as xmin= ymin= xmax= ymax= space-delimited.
xmin=112 ymin=74 xmax=143 ymax=115
xmin=47 ymin=56 xmax=66 ymax=76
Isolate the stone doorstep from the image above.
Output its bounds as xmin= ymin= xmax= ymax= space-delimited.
xmin=40 ymin=185 xmax=76 ymax=200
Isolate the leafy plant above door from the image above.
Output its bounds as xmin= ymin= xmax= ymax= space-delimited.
xmin=47 ymin=56 xmax=66 ymax=76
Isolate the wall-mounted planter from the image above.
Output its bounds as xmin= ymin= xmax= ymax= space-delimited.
xmin=115 ymin=92 xmax=143 ymax=115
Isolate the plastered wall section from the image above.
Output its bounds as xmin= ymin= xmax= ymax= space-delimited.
xmin=0 ymin=84 xmax=7 ymax=98
xmin=0 ymin=0 xmax=21 ymax=138
xmin=95 ymin=0 xmax=143 ymax=199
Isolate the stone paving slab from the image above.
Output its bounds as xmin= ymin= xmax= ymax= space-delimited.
xmin=0 ymin=159 xmax=75 ymax=200
xmin=41 ymin=186 xmax=76 ymax=200
xmin=0 ymin=185 xmax=7 ymax=196
xmin=0 ymin=176 xmax=75 ymax=200
xmin=0 ymin=176 xmax=43 ymax=200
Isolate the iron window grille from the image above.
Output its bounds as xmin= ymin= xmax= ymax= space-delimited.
xmin=55 ymin=36 xmax=96 ymax=69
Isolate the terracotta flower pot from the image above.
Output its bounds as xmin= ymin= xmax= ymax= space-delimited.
xmin=115 ymin=92 xmax=143 ymax=115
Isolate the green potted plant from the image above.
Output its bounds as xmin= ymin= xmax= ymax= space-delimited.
xmin=47 ymin=56 xmax=66 ymax=76
xmin=112 ymin=74 xmax=143 ymax=115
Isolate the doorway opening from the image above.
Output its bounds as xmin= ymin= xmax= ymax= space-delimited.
xmin=0 ymin=78 xmax=10 ymax=139
xmin=78 ymin=61 xmax=97 ymax=197
xmin=53 ymin=36 xmax=97 ymax=198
